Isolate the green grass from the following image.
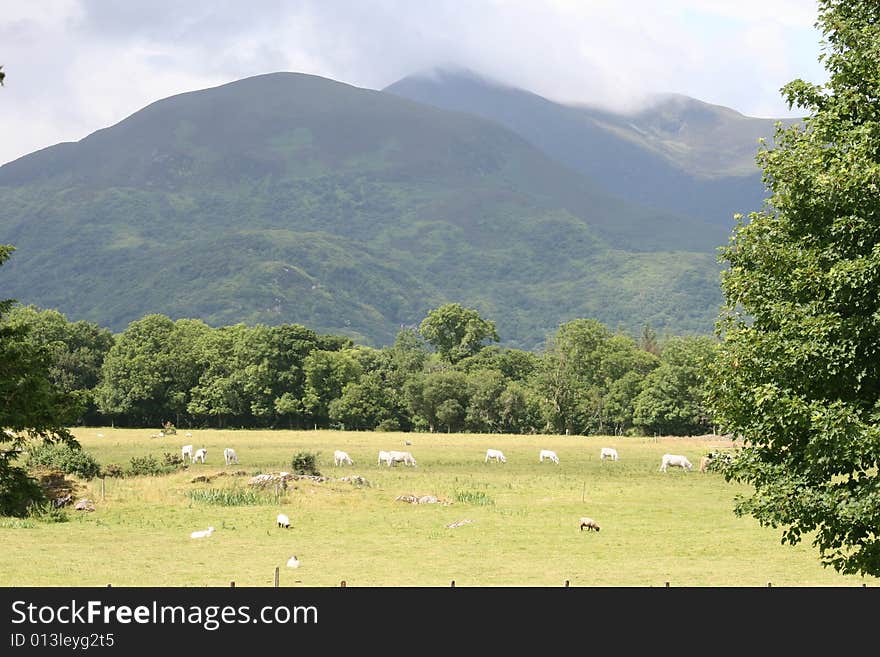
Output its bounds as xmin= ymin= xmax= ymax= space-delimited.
xmin=0 ymin=427 xmax=875 ymax=588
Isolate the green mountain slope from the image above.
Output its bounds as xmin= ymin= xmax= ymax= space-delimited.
xmin=384 ymin=69 xmax=798 ymax=226
xmin=0 ymin=72 xmax=727 ymax=349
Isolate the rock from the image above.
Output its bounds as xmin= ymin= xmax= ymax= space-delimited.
xmin=74 ymin=499 xmax=95 ymax=512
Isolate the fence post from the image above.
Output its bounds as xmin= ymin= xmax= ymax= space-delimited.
xmin=451 ymin=580 xmax=455 ymax=588
xmin=101 ymin=477 xmax=105 ymax=501
xmin=340 ymin=580 xmax=346 ymax=588
xmin=665 ymin=581 xmax=670 ymax=588
xmin=564 ymin=580 xmax=570 ymax=587
xmin=274 ymin=567 xmax=279 ymax=588
xmin=230 ymin=581 xmax=235 ymax=588
xmin=767 ymin=582 xmax=772 ymax=588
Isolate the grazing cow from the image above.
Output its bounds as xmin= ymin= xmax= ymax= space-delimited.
xmin=388 ymin=450 xmax=417 ymax=467
xmin=181 ymin=444 xmax=194 ymax=461
xmin=539 ymin=449 xmax=559 ymax=464
xmin=192 ymin=447 xmax=207 ymax=464
xmin=600 ymin=447 xmax=619 ymax=461
xmin=378 ymin=450 xmax=392 ymax=466
xmin=334 ymin=450 xmax=354 ymax=466
xmin=223 ymin=447 xmax=238 ymax=465
xmin=485 ymin=448 xmax=506 ymax=463
xmin=659 ymin=454 xmax=693 ymax=472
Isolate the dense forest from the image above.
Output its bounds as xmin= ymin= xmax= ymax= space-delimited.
xmin=2 ymin=301 xmax=718 ymax=436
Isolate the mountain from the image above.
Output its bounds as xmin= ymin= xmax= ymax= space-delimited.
xmin=384 ymin=69 xmax=797 ymax=226
xmin=0 ymin=71 xmax=728 ymax=350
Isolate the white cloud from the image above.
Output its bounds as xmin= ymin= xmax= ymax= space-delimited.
xmin=0 ymin=0 xmax=827 ymax=165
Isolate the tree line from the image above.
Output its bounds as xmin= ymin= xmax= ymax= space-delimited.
xmin=1 ymin=301 xmax=719 ymax=437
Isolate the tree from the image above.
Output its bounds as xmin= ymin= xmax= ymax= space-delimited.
xmin=418 ymin=303 xmax=499 ymax=364
xmin=707 ymin=0 xmax=880 ymax=576
xmin=5 ymin=306 xmax=114 ymax=425
xmin=1 ymin=246 xmax=82 ymax=515
xmin=633 ymin=336 xmax=717 ymax=437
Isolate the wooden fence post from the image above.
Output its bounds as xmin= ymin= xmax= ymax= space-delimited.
xmin=564 ymin=580 xmax=570 ymax=587
xmin=340 ymin=580 xmax=346 ymax=588
xmin=451 ymin=580 xmax=455 ymax=588
xmin=230 ymin=581 xmax=235 ymax=588
xmin=274 ymin=567 xmax=279 ymax=588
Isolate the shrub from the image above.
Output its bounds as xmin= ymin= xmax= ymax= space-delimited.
xmin=101 ymin=464 xmax=125 ymax=478
xmin=126 ymin=455 xmax=173 ymax=477
xmin=26 ymin=443 xmax=101 ymax=480
xmin=162 ymin=452 xmax=187 ymax=469
xmin=291 ymin=451 xmax=321 ymax=476
xmin=375 ymin=419 xmax=400 ymax=432
xmin=0 ymin=458 xmax=46 ymax=517
xmin=26 ymin=501 xmax=69 ymax=523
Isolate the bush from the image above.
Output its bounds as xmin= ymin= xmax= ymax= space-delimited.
xmin=101 ymin=464 xmax=125 ymax=478
xmin=26 ymin=443 xmax=101 ymax=480
xmin=0 ymin=459 xmax=46 ymax=517
xmin=374 ymin=419 xmax=400 ymax=432
xmin=162 ymin=452 xmax=187 ymax=469
xmin=291 ymin=451 xmax=321 ymax=476
xmin=26 ymin=501 xmax=69 ymax=523
xmin=126 ymin=455 xmax=173 ymax=477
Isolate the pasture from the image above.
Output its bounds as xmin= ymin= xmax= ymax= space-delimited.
xmin=0 ymin=428 xmax=874 ymax=587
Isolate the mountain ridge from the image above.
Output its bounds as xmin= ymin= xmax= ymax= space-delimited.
xmin=1 ymin=70 xmax=735 ymax=349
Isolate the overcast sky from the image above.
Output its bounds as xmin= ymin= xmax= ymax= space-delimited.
xmin=0 ymin=0 xmax=828 ymax=167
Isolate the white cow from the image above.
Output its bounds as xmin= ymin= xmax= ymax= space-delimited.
xmin=192 ymin=447 xmax=207 ymax=464
xmin=600 ymin=447 xmax=619 ymax=461
xmin=378 ymin=450 xmax=392 ymax=466
xmin=334 ymin=450 xmax=354 ymax=466
xmin=223 ymin=447 xmax=238 ymax=465
xmin=539 ymin=449 xmax=559 ymax=464
xmin=387 ymin=450 xmax=417 ymax=467
xmin=181 ymin=444 xmax=193 ymax=461
xmin=659 ymin=453 xmax=693 ymax=472
xmin=485 ymin=448 xmax=506 ymax=463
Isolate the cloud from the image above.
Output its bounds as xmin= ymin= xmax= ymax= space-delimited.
xmin=0 ymin=0 xmax=826 ymax=165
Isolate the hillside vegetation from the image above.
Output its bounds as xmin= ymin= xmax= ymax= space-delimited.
xmin=0 ymin=72 xmax=730 ymax=349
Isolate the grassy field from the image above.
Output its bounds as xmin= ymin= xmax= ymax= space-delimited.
xmin=0 ymin=428 xmax=875 ymax=588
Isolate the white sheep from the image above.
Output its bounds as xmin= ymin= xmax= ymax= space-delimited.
xmin=539 ymin=449 xmax=559 ymax=464
xmin=600 ymin=447 xmax=619 ymax=461
xmin=286 ymin=555 xmax=300 ymax=568
xmin=223 ymin=447 xmax=239 ymax=465
xmin=190 ymin=526 xmax=215 ymax=539
xmin=378 ymin=450 xmax=392 ymax=466
xmin=181 ymin=444 xmax=193 ymax=461
xmin=659 ymin=454 xmax=693 ymax=472
xmin=277 ymin=513 xmax=290 ymax=529
xmin=334 ymin=449 xmax=353 ymax=466
xmin=192 ymin=447 xmax=207 ymax=464
xmin=185 ymin=432 xmax=193 ymax=438
xmin=485 ymin=448 xmax=506 ymax=463
xmin=579 ymin=517 xmax=600 ymax=532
